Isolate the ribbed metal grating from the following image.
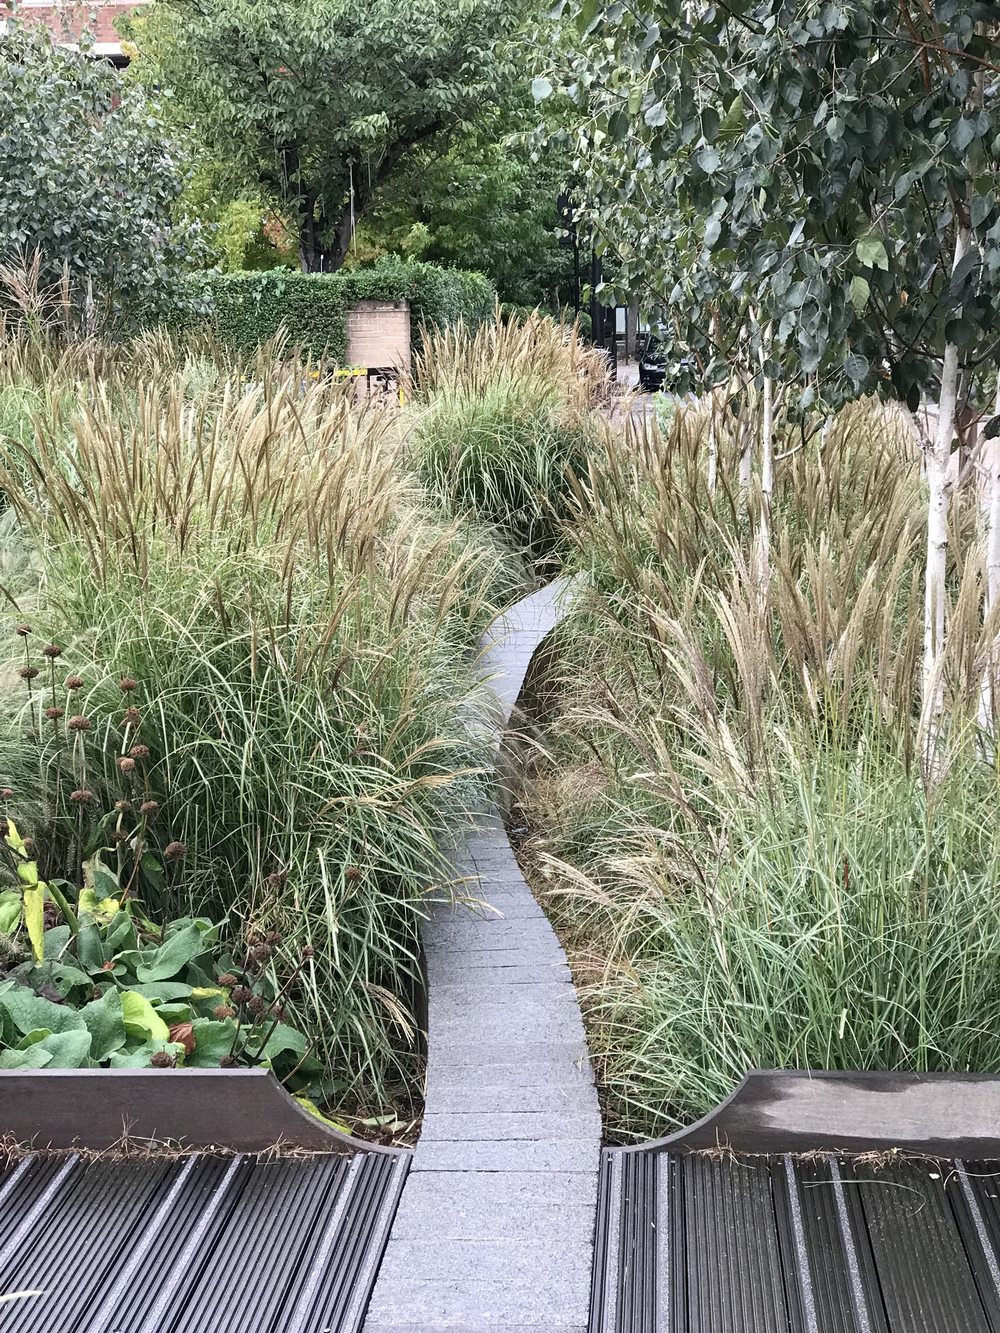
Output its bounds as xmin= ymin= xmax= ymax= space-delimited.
xmin=0 ymin=1150 xmax=408 ymax=1333
xmin=592 ymin=1149 xmax=1000 ymax=1333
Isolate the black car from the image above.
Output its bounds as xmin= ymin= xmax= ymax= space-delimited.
xmin=637 ymin=334 xmax=666 ymax=391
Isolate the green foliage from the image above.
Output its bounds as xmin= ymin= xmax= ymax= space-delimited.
xmin=362 ymin=102 xmax=576 ymax=308
xmin=540 ymin=1 xmax=1000 ymax=410
xmin=0 ymin=26 xmax=208 ymax=335
xmin=125 ymin=0 xmax=527 ymax=272
xmin=191 ymin=259 xmax=496 ymax=360
xmin=0 ymin=820 xmax=315 ymax=1081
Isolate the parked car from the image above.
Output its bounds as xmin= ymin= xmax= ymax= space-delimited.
xmin=637 ymin=334 xmax=666 ymax=391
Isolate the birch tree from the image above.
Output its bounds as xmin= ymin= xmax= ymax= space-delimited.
xmin=538 ymin=0 xmax=1000 ymax=747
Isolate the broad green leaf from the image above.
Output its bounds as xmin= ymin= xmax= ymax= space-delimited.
xmin=855 ymin=235 xmax=889 ymax=271
xmin=0 ymin=1046 xmax=52 ymax=1070
xmin=187 ymin=1018 xmax=237 ymax=1066
xmin=120 ymin=990 xmax=170 ymax=1042
xmin=135 ymin=923 xmax=208 ymax=984
xmin=16 ymin=1029 xmax=53 ymax=1049
xmin=259 ymin=1022 xmax=308 ymax=1062
xmin=80 ymin=989 xmax=128 ymax=1061
xmin=128 ymin=982 xmax=194 ymax=1002
xmin=0 ymin=892 xmax=21 ymax=935
xmin=0 ymin=989 xmax=86 ymax=1037
xmin=849 ymin=275 xmax=870 ymax=315
xmin=109 ymin=1039 xmax=184 ymax=1069
xmin=30 ymin=1029 xmax=92 ymax=1068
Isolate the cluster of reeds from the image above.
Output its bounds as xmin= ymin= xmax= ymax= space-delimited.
xmin=521 ymin=397 xmax=1000 ymax=1140
xmin=409 ymin=310 xmax=609 ymax=560
xmin=0 ymin=335 xmax=515 ymax=1104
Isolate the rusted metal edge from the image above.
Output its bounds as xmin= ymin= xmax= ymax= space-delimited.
xmin=0 ymin=1068 xmax=407 ymax=1156
xmin=615 ymin=1069 xmax=1000 ymax=1158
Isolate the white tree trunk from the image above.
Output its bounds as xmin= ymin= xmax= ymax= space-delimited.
xmin=757 ymin=364 xmax=774 ymax=593
xmin=739 ymin=416 xmax=753 ymax=493
xmin=707 ymin=398 xmax=718 ymax=496
xmin=921 ymin=230 xmax=968 ymax=772
xmin=977 ymin=378 xmax=1000 ymax=740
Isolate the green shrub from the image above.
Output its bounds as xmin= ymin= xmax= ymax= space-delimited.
xmin=414 ymin=373 xmax=594 ymax=555
xmin=184 ymin=257 xmax=496 ymax=361
xmin=410 ymin=312 xmax=609 ymax=557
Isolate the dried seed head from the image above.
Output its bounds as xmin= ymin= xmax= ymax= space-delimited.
xmin=67 ymin=715 xmax=91 ymax=731
xmin=112 ymin=828 xmax=130 ymax=843
xmin=70 ymin=789 xmax=94 ymax=805
xmin=119 ymin=676 xmax=137 ymax=693
xmin=213 ymin=1004 xmax=236 ymax=1020
xmin=246 ymin=995 xmax=266 ymax=1016
xmin=22 ymin=837 xmax=34 ymax=853
xmin=0 ymin=788 xmax=12 ymax=800
xmin=231 ymin=985 xmax=252 ymax=1006
xmin=65 ymin=675 xmax=84 ymax=691
xmin=300 ymin=944 xmax=316 ymax=960
xmin=345 ymin=865 xmax=362 ymax=882
xmin=150 ymin=1051 xmax=176 ymax=1069
xmin=41 ymin=644 xmax=63 ymax=659
xmin=219 ymin=1055 xmax=238 ymax=1069
xmin=264 ymin=868 xmax=288 ymax=890
xmin=44 ymin=706 xmax=64 ymax=721
xmin=114 ymin=799 xmax=133 ymax=813
xmin=164 ymin=841 xmax=187 ymax=861
xmin=265 ymin=931 xmax=281 ymax=946
xmin=129 ymin=744 xmax=150 ymax=760
xmin=122 ymin=706 xmax=141 ymax=726
xmin=117 ymin=756 xmax=136 ymax=774
xmin=217 ymin=972 xmax=239 ymax=988
xmin=250 ymin=942 xmax=271 ymax=963
xmin=14 ymin=624 xmax=30 ymax=637
xmin=139 ymin=799 xmax=159 ymax=817
xmin=17 ymin=666 xmax=39 ymax=681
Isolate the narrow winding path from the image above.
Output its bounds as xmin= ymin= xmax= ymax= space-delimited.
xmin=365 ymin=580 xmax=601 ymax=1333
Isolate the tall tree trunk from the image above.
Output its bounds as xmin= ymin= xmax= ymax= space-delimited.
xmin=707 ymin=400 xmax=718 ymax=497
xmin=756 ymin=356 xmax=774 ymax=594
xmin=921 ymin=227 xmax=969 ymax=772
xmin=977 ymin=376 xmax=1000 ymax=740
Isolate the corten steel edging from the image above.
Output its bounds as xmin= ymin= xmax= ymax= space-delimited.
xmin=613 ymin=1069 xmax=1000 ymax=1158
xmin=0 ymin=1068 xmax=405 ymax=1155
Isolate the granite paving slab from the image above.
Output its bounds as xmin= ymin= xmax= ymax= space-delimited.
xmin=364 ymin=580 xmax=599 ymax=1333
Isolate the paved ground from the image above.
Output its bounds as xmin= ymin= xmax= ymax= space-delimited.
xmin=364 ymin=581 xmax=601 ymax=1333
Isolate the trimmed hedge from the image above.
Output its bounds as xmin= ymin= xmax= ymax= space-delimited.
xmin=186 ymin=257 xmax=496 ymax=362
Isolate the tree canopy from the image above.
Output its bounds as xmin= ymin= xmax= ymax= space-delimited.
xmin=125 ymin=0 xmax=529 ymax=274
xmin=0 ymin=24 xmax=207 ymax=333
xmin=360 ymin=105 xmax=575 ymax=308
xmin=538 ymin=0 xmax=1000 ymax=413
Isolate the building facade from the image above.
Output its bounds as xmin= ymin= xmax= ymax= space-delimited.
xmin=9 ymin=1 xmax=150 ymax=62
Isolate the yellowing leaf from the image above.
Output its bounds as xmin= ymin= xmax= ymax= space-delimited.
xmin=120 ymin=991 xmax=170 ymax=1043
xmin=22 ymin=885 xmax=45 ymax=963
xmin=78 ymin=888 xmax=121 ymax=923
xmin=4 ymin=819 xmax=27 ymax=857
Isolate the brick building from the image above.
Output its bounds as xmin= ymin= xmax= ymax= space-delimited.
xmin=9 ymin=1 xmax=150 ymax=62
